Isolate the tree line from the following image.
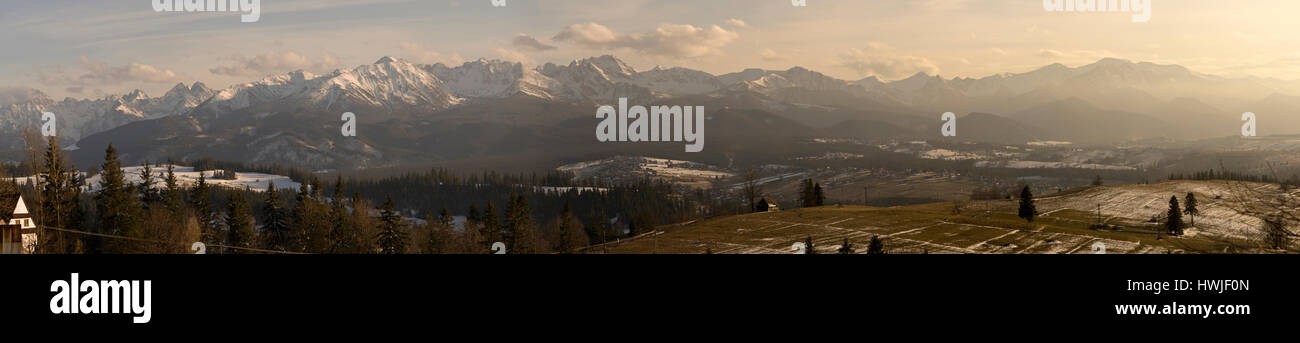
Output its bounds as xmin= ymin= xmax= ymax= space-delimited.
xmin=9 ymin=137 xmax=704 ymax=254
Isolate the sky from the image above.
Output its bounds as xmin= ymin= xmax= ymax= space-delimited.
xmin=2 ymin=0 xmax=1300 ymax=99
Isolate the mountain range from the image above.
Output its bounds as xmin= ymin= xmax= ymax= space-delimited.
xmin=3 ymin=55 xmax=1299 ymax=171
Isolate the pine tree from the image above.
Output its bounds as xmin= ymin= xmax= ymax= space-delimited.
xmin=375 ymin=195 xmax=407 ymax=254
xmin=288 ymin=182 xmax=312 ymax=251
xmin=467 ymin=203 xmax=482 ymax=224
xmin=836 ymin=238 xmax=855 ymax=254
xmin=423 ymin=213 xmax=443 ymax=254
xmin=260 ymin=181 xmax=289 ymax=251
xmin=191 ymin=172 xmax=216 ymax=246
xmin=867 ymin=235 xmax=885 ymax=254
xmin=507 ymin=194 xmax=536 ymax=254
xmin=96 ymin=145 xmax=142 ymax=253
xmin=481 ymin=201 xmax=501 ymax=249
xmin=1183 ymin=192 xmax=1199 ymax=228
xmin=37 ymin=136 xmax=83 ymax=253
xmin=329 ymin=176 xmax=359 ymax=253
xmin=439 ymin=208 xmax=454 ymax=227
xmin=556 ymin=200 xmax=586 ymax=254
xmin=813 ymin=183 xmax=825 ymax=206
xmin=137 ymin=161 xmax=157 ymax=207
xmin=1018 ymin=186 xmax=1037 ymax=223
xmin=225 ymin=190 xmax=255 ymax=252
xmin=1166 ymin=196 xmax=1184 ymax=236
xmin=349 ymin=194 xmax=377 ymax=253
xmin=163 ymin=163 xmax=182 ymax=216
xmin=800 ymin=179 xmax=815 ymax=207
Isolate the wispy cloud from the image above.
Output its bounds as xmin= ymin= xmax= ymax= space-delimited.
xmin=552 ymin=22 xmax=739 ymax=59
xmin=836 ymin=43 xmax=940 ymax=80
xmin=209 ymin=52 xmax=342 ymax=77
xmin=511 ymin=34 xmax=557 ymax=52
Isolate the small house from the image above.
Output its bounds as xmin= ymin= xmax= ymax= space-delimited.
xmin=0 ymin=193 xmax=36 ymax=254
xmin=756 ymin=198 xmax=780 ymax=212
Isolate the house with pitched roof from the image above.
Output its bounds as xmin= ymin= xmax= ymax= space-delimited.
xmin=0 ymin=193 xmax=36 ymax=254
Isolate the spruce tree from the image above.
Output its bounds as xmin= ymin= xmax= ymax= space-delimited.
xmin=867 ymin=235 xmax=885 ymax=254
xmin=439 ymin=208 xmax=454 ymax=228
xmin=288 ymin=182 xmax=312 ymax=251
xmin=191 ymin=172 xmax=216 ymax=246
xmin=260 ymin=181 xmax=289 ymax=251
xmin=1166 ymin=196 xmax=1184 ymax=236
xmin=481 ymin=201 xmax=501 ymax=248
xmin=1183 ymin=192 xmax=1199 ymax=228
xmin=329 ymin=176 xmax=358 ymax=253
xmin=813 ymin=183 xmax=825 ymax=206
xmin=556 ymin=201 xmax=585 ymax=254
xmin=1018 ymin=186 xmax=1037 ymax=223
xmin=800 ymin=179 xmax=815 ymax=207
xmin=507 ymin=195 xmax=536 ymax=254
xmin=423 ymin=214 xmax=443 ymax=254
xmin=837 ymin=238 xmax=855 ymax=254
xmin=225 ymin=190 xmax=255 ymax=252
xmin=163 ymin=163 xmax=182 ymax=216
xmin=375 ymin=195 xmax=408 ymax=254
xmin=137 ymin=161 xmax=157 ymax=207
xmin=467 ymin=203 xmax=482 ymax=223
xmin=96 ymin=145 xmax=141 ymax=253
xmin=37 ymin=136 xmax=81 ymax=253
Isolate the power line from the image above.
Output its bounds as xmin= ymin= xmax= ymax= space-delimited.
xmin=37 ymin=226 xmax=308 ymax=254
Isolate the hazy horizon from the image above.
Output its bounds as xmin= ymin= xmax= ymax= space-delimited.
xmin=4 ymin=0 xmax=1300 ymax=99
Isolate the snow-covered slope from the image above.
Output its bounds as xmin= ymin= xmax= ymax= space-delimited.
xmin=195 ymin=57 xmax=462 ymax=117
xmin=424 ymin=59 xmax=560 ymax=99
xmin=0 ymin=83 xmax=215 ymax=149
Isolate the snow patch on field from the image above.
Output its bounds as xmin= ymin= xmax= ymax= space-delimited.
xmin=11 ymin=165 xmax=300 ymax=193
xmin=558 ymin=156 xmax=732 ymax=180
xmin=1038 ymin=181 xmax=1268 ymax=241
xmin=974 ymin=160 xmax=1135 ymax=170
xmin=920 ymin=149 xmax=985 ymax=161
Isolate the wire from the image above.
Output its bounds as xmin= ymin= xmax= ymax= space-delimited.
xmin=36 ymin=225 xmax=308 ymax=254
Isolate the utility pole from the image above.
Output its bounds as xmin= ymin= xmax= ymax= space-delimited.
xmin=863 ymin=186 xmax=868 ymax=206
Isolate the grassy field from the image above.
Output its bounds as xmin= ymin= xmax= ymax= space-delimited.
xmin=595 ymin=182 xmax=1267 ymax=254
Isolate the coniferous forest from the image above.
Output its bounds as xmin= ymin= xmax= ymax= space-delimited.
xmin=1 ymin=137 xmax=715 ymax=254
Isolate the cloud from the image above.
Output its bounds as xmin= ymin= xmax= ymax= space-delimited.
xmin=836 ymin=44 xmax=940 ymax=79
xmin=552 ymin=22 xmax=739 ymax=59
xmin=0 ymin=87 xmax=43 ymax=105
xmin=494 ymin=48 xmax=535 ymax=65
xmin=1037 ymin=49 xmax=1066 ymax=59
xmin=32 ymin=56 xmax=186 ymax=87
xmin=511 ymin=34 xmax=557 ymax=52
xmin=397 ymin=42 xmax=465 ymax=65
xmin=209 ymin=52 xmax=342 ymax=77
xmin=725 ymin=19 xmax=749 ymax=28
xmin=759 ymin=48 xmax=786 ymax=62
xmin=1036 ymin=49 xmax=1120 ymax=63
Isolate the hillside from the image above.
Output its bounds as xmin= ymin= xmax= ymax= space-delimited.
xmin=596 ymin=180 xmax=1290 ymax=254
